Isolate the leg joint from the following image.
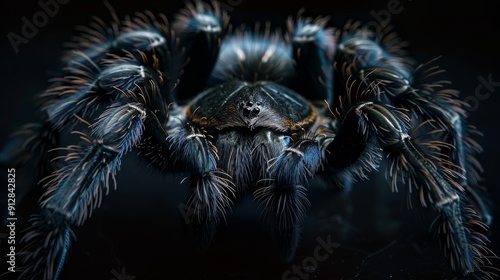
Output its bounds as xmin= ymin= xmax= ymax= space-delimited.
xmin=435 ymin=193 xmax=460 ymax=209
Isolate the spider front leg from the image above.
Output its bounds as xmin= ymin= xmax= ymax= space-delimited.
xmin=324 ymin=101 xmax=494 ymax=278
xmin=138 ymin=110 xmax=235 ymax=252
xmin=254 ymin=132 xmax=322 ymax=262
xmin=0 ymin=11 xmax=170 ymax=190
xmin=19 ymin=102 xmax=152 ymax=280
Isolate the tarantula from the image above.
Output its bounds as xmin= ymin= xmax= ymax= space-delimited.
xmin=0 ymin=1 xmax=497 ymax=279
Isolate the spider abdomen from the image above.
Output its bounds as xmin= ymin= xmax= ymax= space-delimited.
xmin=208 ymin=36 xmax=297 ymax=86
xmin=186 ymin=81 xmax=317 ymax=133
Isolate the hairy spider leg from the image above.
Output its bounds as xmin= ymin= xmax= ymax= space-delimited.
xmin=0 ymin=11 xmax=171 ymax=208
xmin=214 ymin=130 xmax=253 ymax=194
xmin=288 ymin=15 xmax=336 ymax=103
xmin=323 ymin=100 xmax=495 ymax=278
xmin=140 ymin=114 xmax=235 ymax=252
xmin=44 ymin=54 xmax=165 ymax=131
xmin=170 ymin=0 xmax=228 ymax=103
xmin=288 ymin=17 xmax=366 ymax=196
xmin=43 ymin=10 xmax=170 ymax=131
xmin=16 ymin=53 xmax=168 ymax=279
xmin=19 ymin=102 xmax=150 ymax=280
xmin=335 ymin=24 xmax=491 ymax=225
xmin=63 ymin=10 xmax=170 ymax=75
xmin=251 ymin=129 xmax=290 ymax=187
xmin=254 ymin=135 xmax=321 ymax=262
xmin=0 ymin=55 xmax=165 ymax=227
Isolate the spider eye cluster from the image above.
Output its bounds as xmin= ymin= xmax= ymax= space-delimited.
xmin=240 ymin=101 xmax=262 ymax=116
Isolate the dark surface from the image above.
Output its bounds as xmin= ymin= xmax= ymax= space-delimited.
xmin=1 ymin=0 xmax=500 ymax=279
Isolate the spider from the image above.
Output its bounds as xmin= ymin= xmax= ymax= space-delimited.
xmin=0 ymin=1 xmax=497 ymax=279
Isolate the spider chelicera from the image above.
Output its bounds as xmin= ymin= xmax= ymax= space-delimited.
xmin=0 ymin=1 xmax=496 ymax=279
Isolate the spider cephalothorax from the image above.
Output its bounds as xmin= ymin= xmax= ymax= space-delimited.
xmin=1 ymin=1 xmax=497 ymax=279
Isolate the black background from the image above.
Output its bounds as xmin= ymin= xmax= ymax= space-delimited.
xmin=1 ymin=0 xmax=499 ymax=279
